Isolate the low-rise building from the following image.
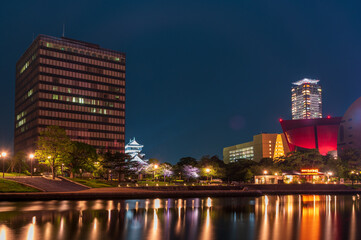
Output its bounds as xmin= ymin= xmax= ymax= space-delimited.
xmin=223 ymin=133 xmax=290 ymax=164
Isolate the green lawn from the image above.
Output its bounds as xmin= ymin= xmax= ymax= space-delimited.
xmin=69 ymin=178 xmax=116 ymax=188
xmin=0 ymin=179 xmax=39 ymax=192
xmin=3 ymin=173 xmax=28 ymax=177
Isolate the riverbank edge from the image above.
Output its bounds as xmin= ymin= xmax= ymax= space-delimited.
xmin=0 ymin=189 xmax=360 ymax=201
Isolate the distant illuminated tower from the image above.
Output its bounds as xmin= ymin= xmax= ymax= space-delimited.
xmin=291 ymin=78 xmax=322 ymax=120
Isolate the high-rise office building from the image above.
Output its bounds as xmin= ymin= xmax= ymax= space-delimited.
xmin=291 ymin=78 xmax=322 ymax=120
xmin=14 ymin=35 xmax=125 ymax=153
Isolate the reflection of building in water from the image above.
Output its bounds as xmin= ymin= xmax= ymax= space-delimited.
xmin=0 ymin=196 xmax=358 ymax=240
xmin=300 ymin=195 xmax=321 ymax=240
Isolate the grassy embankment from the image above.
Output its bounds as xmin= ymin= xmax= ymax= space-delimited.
xmin=69 ymin=178 xmax=225 ymax=188
xmin=0 ymin=179 xmax=39 ymax=193
xmin=69 ymin=178 xmax=116 ymax=188
xmin=3 ymin=173 xmax=28 ymax=177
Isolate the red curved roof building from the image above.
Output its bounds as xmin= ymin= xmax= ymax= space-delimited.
xmin=280 ymin=117 xmax=342 ymax=155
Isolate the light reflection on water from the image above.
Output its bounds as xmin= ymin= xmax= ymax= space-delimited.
xmin=0 ymin=195 xmax=360 ymax=240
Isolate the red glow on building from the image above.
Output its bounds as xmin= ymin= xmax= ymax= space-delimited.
xmin=280 ymin=117 xmax=341 ymax=155
xmin=279 ymin=118 xmax=283 ymax=122
xmin=327 ymin=115 xmax=331 ymax=119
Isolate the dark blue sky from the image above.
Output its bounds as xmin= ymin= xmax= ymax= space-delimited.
xmin=1 ymin=1 xmax=360 ymax=163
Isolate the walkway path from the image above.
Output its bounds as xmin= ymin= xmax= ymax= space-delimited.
xmin=7 ymin=176 xmax=89 ymax=192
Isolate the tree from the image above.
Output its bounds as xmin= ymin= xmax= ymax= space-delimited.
xmin=102 ymin=151 xmax=132 ymax=182
xmin=275 ymin=149 xmax=325 ymax=171
xmin=177 ymin=157 xmax=197 ymax=166
xmin=198 ymin=155 xmax=226 ymax=180
xmin=10 ymin=151 xmax=28 ymax=174
xmin=35 ymin=126 xmax=71 ymax=179
xmin=182 ymin=165 xmax=200 ymax=181
xmin=339 ymin=148 xmax=361 ymax=171
xmin=225 ymin=160 xmax=258 ymax=182
xmin=174 ymin=157 xmax=198 ymax=180
xmin=160 ymin=163 xmax=173 ymax=182
xmin=65 ymin=141 xmax=97 ymax=178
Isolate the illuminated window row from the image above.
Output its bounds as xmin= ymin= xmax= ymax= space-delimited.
xmin=39 ymin=75 xmax=125 ymax=95
xmin=38 ymin=113 xmax=124 ymax=131
xmin=38 ymin=101 xmax=125 ymax=121
xmin=39 ymin=57 xmax=124 ymax=78
xmin=39 ymin=85 xmax=124 ymax=107
xmin=39 ymin=67 xmax=125 ymax=86
xmin=42 ymin=41 xmax=125 ymax=65
xmin=39 ymin=93 xmax=124 ymax=115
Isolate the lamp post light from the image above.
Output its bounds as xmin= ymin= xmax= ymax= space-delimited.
xmin=263 ymin=170 xmax=268 ymax=175
xmin=61 ymin=163 xmax=64 ymax=177
xmin=327 ymin=171 xmax=333 ymax=182
xmin=205 ymin=168 xmax=211 ymax=182
xmin=47 ymin=156 xmax=53 ymax=178
xmin=154 ymin=164 xmax=158 ymax=181
xmin=357 ymin=172 xmax=360 ymax=184
xmin=1 ymin=152 xmax=6 ymax=178
xmin=29 ymin=154 xmax=34 ymax=177
xmin=351 ymin=171 xmax=355 ymax=186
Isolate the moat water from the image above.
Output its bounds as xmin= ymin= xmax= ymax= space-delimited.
xmin=0 ymin=195 xmax=360 ymax=240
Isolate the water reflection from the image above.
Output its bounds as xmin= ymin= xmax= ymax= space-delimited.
xmin=0 ymin=195 xmax=360 ymax=240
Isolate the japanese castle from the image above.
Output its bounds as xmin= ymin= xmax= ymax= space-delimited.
xmin=125 ymin=138 xmax=148 ymax=165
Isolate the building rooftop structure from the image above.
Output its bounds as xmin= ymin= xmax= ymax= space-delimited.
xmin=292 ymin=78 xmax=320 ymax=85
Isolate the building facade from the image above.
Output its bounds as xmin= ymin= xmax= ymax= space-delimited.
xmin=338 ymin=96 xmax=361 ymax=154
xmin=291 ymin=78 xmax=322 ymax=120
xmin=14 ymin=35 xmax=125 ymax=154
xmin=280 ymin=117 xmax=341 ymax=156
xmin=223 ymin=133 xmax=290 ymax=164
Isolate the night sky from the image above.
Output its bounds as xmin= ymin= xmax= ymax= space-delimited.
xmin=1 ymin=1 xmax=360 ymax=164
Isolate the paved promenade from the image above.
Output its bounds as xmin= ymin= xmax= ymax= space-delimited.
xmin=7 ymin=176 xmax=89 ymax=192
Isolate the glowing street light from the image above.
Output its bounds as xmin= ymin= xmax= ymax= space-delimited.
xmin=1 ymin=152 xmax=6 ymax=178
xmin=153 ymin=164 xmax=158 ymax=180
xmin=29 ymin=154 xmax=34 ymax=178
xmin=351 ymin=171 xmax=356 ymax=186
xmin=326 ymin=171 xmax=333 ymax=182
xmin=263 ymin=170 xmax=268 ymax=175
xmin=205 ymin=168 xmax=211 ymax=182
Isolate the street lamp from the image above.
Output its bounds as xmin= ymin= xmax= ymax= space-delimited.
xmin=326 ymin=171 xmax=333 ymax=182
xmin=29 ymin=154 xmax=34 ymax=177
xmin=351 ymin=171 xmax=355 ymax=186
xmin=205 ymin=168 xmax=211 ymax=182
xmin=263 ymin=170 xmax=268 ymax=175
xmin=1 ymin=152 xmax=6 ymax=178
xmin=154 ymin=164 xmax=158 ymax=180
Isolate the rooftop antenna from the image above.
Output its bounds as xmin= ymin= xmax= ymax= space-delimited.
xmin=62 ymin=24 xmax=65 ymax=37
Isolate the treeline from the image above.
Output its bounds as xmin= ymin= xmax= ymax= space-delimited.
xmin=7 ymin=126 xmax=361 ymax=183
